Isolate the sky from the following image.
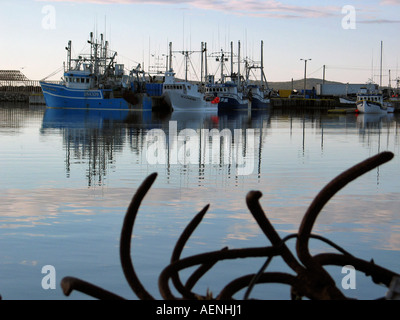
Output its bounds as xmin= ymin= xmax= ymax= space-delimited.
xmin=1 ymin=0 xmax=400 ymax=86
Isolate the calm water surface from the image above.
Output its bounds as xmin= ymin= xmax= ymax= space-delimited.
xmin=1 ymin=103 xmax=400 ymax=300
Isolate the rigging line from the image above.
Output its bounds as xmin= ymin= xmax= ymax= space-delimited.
xmin=41 ymin=66 xmax=64 ymax=81
xmin=118 ymin=53 xmax=141 ymax=66
xmin=326 ymin=65 xmax=400 ymax=72
xmin=172 ymin=55 xmax=185 ymax=79
xmin=307 ymin=67 xmax=323 ymax=77
xmin=188 ymin=57 xmax=200 ymax=82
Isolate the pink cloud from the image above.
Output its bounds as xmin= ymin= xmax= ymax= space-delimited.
xmin=35 ymin=0 xmax=341 ymax=19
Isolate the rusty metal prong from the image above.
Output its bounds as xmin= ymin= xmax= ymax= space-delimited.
xmin=246 ymin=190 xmax=304 ymax=274
xmin=159 ymin=246 xmax=278 ymax=300
xmin=120 ymin=172 xmax=158 ymax=300
xmin=297 ymin=151 xmax=394 ymax=268
xmin=170 ymin=204 xmax=210 ymax=299
xmin=185 ymin=247 xmax=229 ymax=292
xmin=313 ymin=253 xmax=399 ymax=288
xmin=217 ymin=272 xmax=299 ymax=300
xmin=61 ymin=276 xmax=125 ymax=300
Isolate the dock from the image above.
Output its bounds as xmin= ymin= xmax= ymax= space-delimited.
xmin=0 ymin=70 xmax=45 ymax=104
xmin=327 ymin=108 xmax=357 ymax=114
xmin=270 ymin=97 xmax=339 ymax=110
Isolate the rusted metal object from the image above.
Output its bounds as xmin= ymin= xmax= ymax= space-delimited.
xmin=60 ymin=151 xmax=400 ymax=300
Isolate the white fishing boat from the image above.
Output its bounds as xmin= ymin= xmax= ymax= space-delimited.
xmin=339 ymin=97 xmax=356 ymax=105
xmin=161 ymin=43 xmax=216 ymax=112
xmin=356 ymin=41 xmax=395 ymax=114
xmin=356 ymin=87 xmax=394 ymax=114
xmin=162 ymin=70 xmax=215 ymax=111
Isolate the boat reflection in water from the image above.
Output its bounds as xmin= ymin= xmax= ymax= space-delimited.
xmin=356 ymin=112 xmax=394 ymax=129
xmin=40 ymin=107 xmax=272 ymax=186
xmin=42 ymin=108 xmax=141 ymax=185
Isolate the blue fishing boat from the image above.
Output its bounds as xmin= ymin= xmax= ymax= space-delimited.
xmin=245 ymin=84 xmax=271 ymax=109
xmin=40 ymin=32 xmax=160 ymax=111
xmin=243 ymin=41 xmax=271 ymax=109
xmin=204 ymin=42 xmax=249 ymax=111
xmin=205 ymin=81 xmax=248 ymax=111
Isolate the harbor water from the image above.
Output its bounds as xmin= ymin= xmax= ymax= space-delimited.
xmin=1 ymin=103 xmax=400 ymax=300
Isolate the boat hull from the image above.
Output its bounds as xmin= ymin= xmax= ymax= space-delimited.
xmin=356 ymin=100 xmax=388 ymax=114
xmin=40 ymin=81 xmax=152 ymax=110
xmin=162 ymin=91 xmax=217 ymax=111
xmin=218 ymin=96 xmax=249 ymax=111
xmin=249 ymin=96 xmax=270 ymax=109
xmin=339 ymin=97 xmax=356 ymax=105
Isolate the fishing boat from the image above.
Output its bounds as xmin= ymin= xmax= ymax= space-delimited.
xmin=40 ymin=32 xmax=154 ymax=110
xmin=339 ymin=96 xmax=356 ymax=105
xmin=204 ymin=42 xmax=249 ymax=111
xmin=356 ymin=87 xmax=394 ymax=114
xmin=205 ymin=80 xmax=249 ymax=111
xmin=245 ymin=84 xmax=271 ymax=109
xmin=243 ymin=41 xmax=271 ymax=109
xmin=160 ymin=43 xmax=216 ymax=112
xmin=162 ymin=70 xmax=216 ymax=111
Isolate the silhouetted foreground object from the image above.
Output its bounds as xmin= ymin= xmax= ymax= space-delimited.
xmin=60 ymin=151 xmax=400 ymax=300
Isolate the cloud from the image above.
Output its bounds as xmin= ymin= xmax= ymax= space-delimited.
xmin=358 ymin=19 xmax=400 ymax=24
xmin=36 ymin=0 xmax=342 ymax=19
xmin=380 ymin=0 xmax=400 ymax=5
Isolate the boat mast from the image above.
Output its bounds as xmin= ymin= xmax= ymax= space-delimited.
xmin=104 ymin=39 xmax=109 ymax=75
xmin=201 ymin=42 xmax=204 ymax=84
xmin=88 ymin=32 xmax=100 ymax=84
xmin=221 ymin=49 xmax=225 ymax=83
xmin=261 ymin=40 xmax=264 ymax=88
xmin=184 ymin=51 xmax=188 ymax=82
xmin=238 ymin=40 xmax=241 ymax=89
xmin=65 ymin=40 xmax=72 ymax=72
xmin=380 ymin=40 xmax=383 ymax=88
xmin=204 ymin=42 xmax=208 ymax=83
xmin=231 ymin=41 xmax=234 ymax=79
xmin=169 ymin=42 xmax=173 ymax=71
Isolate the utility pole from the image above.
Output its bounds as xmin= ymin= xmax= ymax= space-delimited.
xmin=300 ymin=58 xmax=311 ymax=97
